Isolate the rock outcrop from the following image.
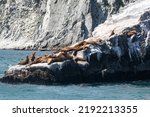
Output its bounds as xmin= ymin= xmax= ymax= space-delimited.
xmin=0 ymin=0 xmax=134 ymax=50
xmin=1 ymin=0 xmax=150 ymax=85
xmin=1 ymin=8 xmax=150 ymax=84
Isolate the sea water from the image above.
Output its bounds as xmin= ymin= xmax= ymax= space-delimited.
xmin=0 ymin=50 xmax=150 ymax=100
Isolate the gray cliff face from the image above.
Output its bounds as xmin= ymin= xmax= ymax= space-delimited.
xmin=0 ymin=0 xmax=133 ymax=49
xmin=1 ymin=10 xmax=150 ymax=85
xmin=1 ymin=0 xmax=150 ymax=85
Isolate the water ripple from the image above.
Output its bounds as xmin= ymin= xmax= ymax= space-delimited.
xmin=0 ymin=50 xmax=150 ymax=99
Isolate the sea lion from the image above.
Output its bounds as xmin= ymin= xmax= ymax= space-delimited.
xmin=18 ymin=56 xmax=29 ymax=65
xmin=59 ymin=41 xmax=87 ymax=52
xmin=29 ymin=52 xmax=36 ymax=62
xmin=29 ymin=55 xmax=50 ymax=65
xmin=59 ymin=40 xmax=98 ymax=53
xmin=127 ymin=30 xmax=137 ymax=37
xmin=53 ymin=39 xmax=101 ymax=54
xmin=73 ymin=40 xmax=98 ymax=48
xmin=47 ymin=51 xmax=86 ymax=64
xmin=47 ymin=52 xmax=73 ymax=64
xmin=29 ymin=52 xmax=73 ymax=65
xmin=28 ymin=39 xmax=102 ymax=65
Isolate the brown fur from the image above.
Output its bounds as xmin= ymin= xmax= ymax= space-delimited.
xmin=29 ymin=52 xmax=36 ymax=62
xmin=46 ymin=40 xmax=97 ymax=64
xmin=29 ymin=52 xmax=74 ymax=65
xmin=47 ymin=52 xmax=73 ymax=64
xmin=18 ymin=56 xmax=29 ymax=65
xmin=60 ymin=40 xmax=98 ymax=53
xmin=29 ymin=55 xmax=49 ymax=65
xmin=127 ymin=30 xmax=137 ymax=37
xmin=20 ymin=38 xmax=102 ymax=65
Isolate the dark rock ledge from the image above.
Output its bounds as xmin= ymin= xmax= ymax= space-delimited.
xmin=1 ymin=11 xmax=150 ymax=85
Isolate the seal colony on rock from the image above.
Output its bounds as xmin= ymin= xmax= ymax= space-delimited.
xmin=58 ymin=39 xmax=102 ymax=52
xmin=2 ymin=22 xmax=150 ymax=85
xmin=18 ymin=39 xmax=103 ymax=66
xmin=1 ymin=1 xmax=150 ymax=85
xmin=19 ymin=51 xmax=87 ymax=66
xmin=17 ymin=29 xmax=142 ymax=66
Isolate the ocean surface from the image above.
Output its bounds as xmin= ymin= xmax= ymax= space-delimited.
xmin=0 ymin=50 xmax=150 ymax=100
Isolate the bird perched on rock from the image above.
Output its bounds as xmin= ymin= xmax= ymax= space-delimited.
xmin=18 ymin=56 xmax=29 ymax=65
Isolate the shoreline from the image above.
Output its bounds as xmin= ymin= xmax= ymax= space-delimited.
xmin=0 ymin=3 xmax=150 ymax=85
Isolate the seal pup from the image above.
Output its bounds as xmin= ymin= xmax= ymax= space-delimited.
xmin=18 ymin=56 xmax=29 ymax=65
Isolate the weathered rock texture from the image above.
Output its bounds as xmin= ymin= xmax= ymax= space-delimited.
xmin=1 ymin=0 xmax=150 ymax=85
xmin=0 ymin=0 xmax=134 ymax=49
xmin=1 ymin=8 xmax=150 ymax=85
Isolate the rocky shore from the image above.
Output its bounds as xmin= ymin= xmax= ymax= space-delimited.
xmin=1 ymin=9 xmax=150 ymax=84
xmin=0 ymin=0 xmax=150 ymax=85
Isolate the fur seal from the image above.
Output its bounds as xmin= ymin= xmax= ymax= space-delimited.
xmin=18 ymin=56 xmax=29 ymax=65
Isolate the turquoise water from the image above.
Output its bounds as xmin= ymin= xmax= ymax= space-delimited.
xmin=0 ymin=50 xmax=150 ymax=100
